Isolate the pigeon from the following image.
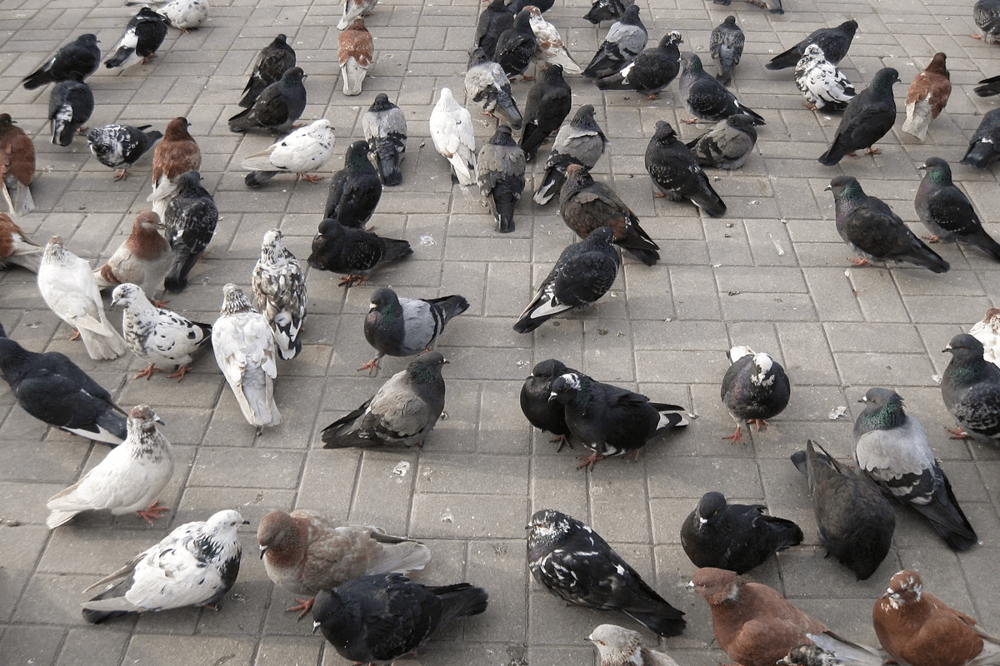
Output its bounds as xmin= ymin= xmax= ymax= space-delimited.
xmin=323 ymin=140 xmax=382 ymax=227
xmin=307 ymin=217 xmax=412 ymax=287
xmin=901 ymin=53 xmax=951 ymax=141
xmin=154 ymin=0 xmax=209 ymax=31
xmin=853 ymin=387 xmax=978 ymax=551
xmin=795 ymin=44 xmax=856 ymax=112
xmin=82 ymin=510 xmax=248 ymax=623
xmin=242 ymin=118 xmax=336 ymax=188
xmin=678 ymin=54 xmax=766 ymax=125
xmin=713 ymin=0 xmax=783 ymax=13
xmin=533 ymin=105 xmax=607 ymax=206
xmin=549 ymin=372 xmax=688 ymax=469
xmin=527 ymin=508 xmax=686 ymax=637
xmin=971 ymin=309 xmax=1000 ymax=368
xmin=494 ymin=10 xmax=537 ymax=79
xmin=258 ymin=510 xmax=432 ymax=618
xmin=338 ymin=0 xmax=378 ymax=30
xmin=338 ymin=19 xmax=373 ymax=96
xmin=0 ymin=334 xmax=127 ymax=445
xmin=974 ymin=73 xmax=1000 ymax=97
xmin=941 ymin=333 xmax=1000 ymax=446
xmin=103 ymin=7 xmax=169 ymax=71
xmin=360 ymin=287 xmax=469 ymax=374
xmin=111 ymin=283 xmax=212 ymax=380
xmin=21 ymin=34 xmax=101 ymax=90
xmin=720 ymin=345 xmax=790 ymax=443
xmin=520 ymin=359 xmax=580 ymax=450
xmin=679 ymin=491 xmax=803 ymax=575
xmin=311 ymin=573 xmax=488 ymax=664
xmin=561 ymin=164 xmax=659 ymax=264
xmin=363 ymin=94 xmax=406 ymax=186
xmin=87 ymin=124 xmax=163 ymax=181
xmin=975 ymin=0 xmax=1000 ymax=43
xmin=0 ymin=114 xmax=36 ymax=216
xmin=49 ymin=79 xmax=94 ymax=147
xmin=46 ymin=405 xmax=173 ymax=529
xmin=148 ymin=117 xmax=201 ymax=219
xmin=162 ymin=170 xmax=218 ymax=292
xmin=252 ymin=229 xmax=307 ymax=361
xmin=588 ymin=624 xmax=681 ymax=666
xmin=519 ymin=65 xmax=572 ymax=161
xmin=38 ymin=236 xmax=127 ymax=360
xmin=430 ymin=88 xmax=477 ymax=186
xmin=818 ymin=68 xmax=899 ymax=165
xmin=475 ymin=0 xmax=514 ymax=62
xmin=228 ymin=67 xmax=307 ymax=133
xmin=961 ymin=108 xmax=1000 ymax=169
xmin=778 ymin=643 xmax=883 ymax=666
xmin=212 ymin=284 xmax=280 ymax=429
xmin=686 ymin=114 xmax=758 ymax=170
xmin=93 ymin=211 xmax=172 ymax=298
xmin=477 ymin=125 xmax=526 ymax=233
xmin=596 ymin=31 xmax=683 ymax=100
xmin=240 ymin=34 xmax=296 ymax=108
xmin=710 ymin=16 xmax=743 ymax=85
xmin=915 ymin=157 xmax=1000 ymax=260
xmin=513 ymin=226 xmax=620 ymax=334
xmin=465 ymin=48 xmax=523 ymax=130
xmin=583 ymin=0 xmax=632 ymax=24
xmin=583 ymin=5 xmax=646 ymax=79
xmin=0 ymin=214 xmax=42 ymax=272
xmin=826 ymin=175 xmax=949 ymax=273
xmin=322 ymin=351 xmax=448 ymax=449
xmin=765 ymin=20 xmax=859 ymax=71
xmin=644 ymin=121 xmax=726 ymax=218
xmin=527 ymin=6 xmax=581 ymax=74
xmin=508 ymin=0 xmax=552 ymax=14
xmin=790 ymin=439 xmax=895 ymax=581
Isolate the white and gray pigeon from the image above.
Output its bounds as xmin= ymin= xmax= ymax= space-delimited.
xmin=46 ymin=405 xmax=174 ymax=529
xmin=853 ymin=387 xmax=978 ymax=551
xmin=104 ymin=7 xmax=168 ymax=71
xmin=82 ymin=509 xmax=248 ymax=623
xmin=363 ymin=94 xmax=407 ymax=186
xmin=38 ymin=236 xmax=127 ymax=361
xmin=430 ymin=88 xmax=477 ymax=186
xmin=465 ymin=48 xmax=522 ymax=130
xmin=710 ymin=16 xmax=744 ymax=86
xmin=685 ymin=114 xmax=757 ymax=170
xmin=778 ymin=641 xmax=883 ymax=666
xmin=338 ymin=0 xmax=378 ymax=30
xmin=360 ymin=287 xmax=469 ymax=374
xmin=533 ymin=105 xmax=607 ymax=205
xmin=588 ymin=624 xmax=681 ymax=666
xmin=595 ymin=31 xmax=683 ymax=100
xmin=970 ymin=309 xmax=1000 ymax=368
xmin=941 ymin=333 xmax=1000 ymax=446
xmin=242 ymin=118 xmax=335 ymax=188
xmin=795 ymin=44 xmax=855 ymax=112
xmin=252 ymin=229 xmax=307 ymax=361
xmin=582 ymin=5 xmax=647 ymax=79
xmin=111 ymin=283 xmax=212 ymax=380
xmin=527 ymin=6 xmax=582 ymax=74
xmin=154 ymin=0 xmax=209 ymax=31
xmin=87 ymin=124 xmax=163 ymax=181
xmin=212 ymin=284 xmax=280 ymax=429
xmin=477 ymin=124 xmax=526 ymax=233
xmin=720 ymin=345 xmax=789 ymax=444
xmin=678 ymin=54 xmax=766 ymax=125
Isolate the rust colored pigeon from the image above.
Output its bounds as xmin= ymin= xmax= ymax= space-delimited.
xmin=901 ymin=53 xmax=951 ymax=141
xmin=339 ymin=19 xmax=373 ymax=96
xmin=0 ymin=213 xmax=42 ymax=272
xmin=149 ymin=117 xmax=201 ymax=219
xmin=0 ymin=113 xmax=36 ymax=216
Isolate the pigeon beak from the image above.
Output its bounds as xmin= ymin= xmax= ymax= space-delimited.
xmin=547 ymin=391 xmax=557 ymax=402
xmin=918 ymin=164 xmax=928 ymax=171
xmin=824 ymin=185 xmax=833 ymax=191
xmin=942 ymin=344 xmax=953 ymax=353
xmin=312 ymin=620 xmax=321 ymax=634
xmin=259 ymin=544 xmax=268 ymax=559
xmin=443 ymin=358 xmax=450 ymax=364
xmin=685 ymin=580 xmax=695 ymax=590
xmin=154 ymin=415 xmax=165 ymax=426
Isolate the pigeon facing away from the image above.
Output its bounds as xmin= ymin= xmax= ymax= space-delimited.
xmin=765 ymin=20 xmax=859 ymax=71
xmin=678 ymin=54 xmax=766 ymax=125
xmin=155 ymin=0 xmax=209 ymax=32
xmin=466 ymin=48 xmax=523 ymax=130
xmin=494 ymin=10 xmax=537 ymax=79
xmin=228 ymin=67 xmax=307 ymax=133
xmin=252 ymin=229 xmax=308 ymax=361
xmin=322 ymin=351 xmax=448 ymax=449
xmin=21 ymin=34 xmax=101 ymax=90
xmin=533 ymin=105 xmax=607 ymax=205
xmin=975 ymin=73 xmax=1000 ymax=97
xmin=477 ymin=125 xmax=526 ymax=233
xmin=312 ymin=574 xmax=488 ymax=664
xmin=596 ymin=31 xmax=683 ymax=100
xmin=583 ymin=0 xmax=633 ymax=24
xmin=826 ymin=175 xmax=949 ymax=273
xmin=361 ymin=287 xmax=469 ymax=374
xmin=475 ymin=0 xmax=514 ymax=63
xmin=961 ymin=108 xmax=1000 ymax=169
xmin=82 ymin=510 xmax=248 ymax=623
xmin=93 ymin=211 xmax=172 ymax=297
xmin=49 ymin=79 xmax=94 ymax=147
xmin=163 ymin=170 xmax=218 ymax=292
xmin=323 ymin=140 xmax=382 ymax=227
xmin=527 ymin=508 xmax=686 ymax=637
xmin=88 ymin=124 xmax=163 ymax=181
xmin=901 ymin=53 xmax=951 ymax=141
xmin=307 ymin=217 xmax=412 ymax=287
xmin=520 ymin=65 xmax=572 ymax=161
xmin=588 ymin=624 xmax=681 ymax=666
xmin=915 ymin=157 xmax=1000 ymax=260
xmin=46 ymin=405 xmax=173 ymax=529
xmin=853 ymin=387 xmax=977 ymax=551
xmin=975 ymin=0 xmax=1000 ymax=43
xmin=513 ymin=226 xmax=620 ymax=333
xmin=971 ymin=309 xmax=1000 ymax=368
xmin=363 ymin=94 xmax=407 ymax=186
xmin=527 ymin=6 xmax=582 ymax=74
xmin=148 ymin=117 xmax=201 ymax=219
xmin=680 ymin=491 xmax=803 ymax=575
xmin=240 ymin=34 xmax=296 ymax=108
xmin=790 ymin=439 xmax=895 ymax=581
xmin=430 ymin=88 xmax=477 ymax=186
xmin=338 ymin=0 xmax=378 ymax=30
xmin=520 ymin=359 xmax=579 ymax=450
xmin=0 ymin=214 xmax=42 ymax=272
xmin=795 ymin=44 xmax=856 ymax=112
xmin=583 ymin=5 xmax=646 ymax=79
xmin=645 ymin=121 xmax=726 ymax=218
xmin=686 ymin=114 xmax=758 ymax=170
xmin=710 ymin=16 xmax=744 ymax=85
xmin=941 ymin=333 xmax=1000 ymax=445
xmin=243 ymin=118 xmax=336 ymax=188
xmin=0 ymin=114 xmax=36 ymax=216
xmin=338 ymin=19 xmax=374 ymax=96
xmin=818 ymin=68 xmax=899 ymax=165
xmin=720 ymin=345 xmax=790 ymax=443
xmin=104 ymin=7 xmax=168 ymax=71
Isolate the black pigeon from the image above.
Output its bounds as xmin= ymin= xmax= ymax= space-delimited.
xmin=549 ymin=371 xmax=688 ymax=469
xmin=533 ymin=105 xmax=607 ymax=206
xmin=941 ymin=333 xmax=1000 ymax=446
xmin=644 ymin=121 xmax=726 ymax=217
xmin=513 ymin=226 xmax=620 ymax=334
xmin=974 ymin=73 xmax=1000 ymax=97
xmin=228 ymin=67 xmax=307 ymax=133
xmin=686 ymin=114 xmax=757 ymax=170
xmin=493 ymin=10 xmax=536 ymax=79
xmin=475 ymin=0 xmax=514 ymax=61
xmin=826 ymin=175 xmax=949 ymax=273
xmin=583 ymin=0 xmax=631 ymax=24
xmin=21 ymin=34 xmax=101 ymax=90
xmin=508 ymin=0 xmax=553 ymax=13
xmin=915 ymin=157 xmax=1000 ymax=261
xmin=818 ymin=68 xmax=899 ymax=166
xmin=104 ymin=7 xmax=168 ymax=71
xmin=765 ymin=20 xmax=859 ymax=71
xmin=596 ymin=31 xmax=683 ymax=100
xmin=790 ymin=439 xmax=895 ymax=581
xmin=678 ymin=54 xmax=765 ymax=125
xmin=363 ymin=94 xmax=407 ymax=186
xmin=0 ymin=333 xmax=126 ymax=445
xmin=476 ymin=125 xmax=526 ymax=234
xmin=307 ymin=217 xmax=412 ymax=288
xmin=49 ymin=79 xmax=94 ymax=147
xmin=710 ymin=17 xmax=744 ymax=85
xmin=324 ymin=141 xmax=382 ymax=228
xmin=312 ymin=574 xmax=488 ymax=665
xmin=465 ymin=48 xmax=522 ymax=130
xmin=527 ymin=508 xmax=686 ymax=637
xmin=519 ymin=65 xmax=572 ymax=162
xmin=163 ymin=170 xmax=218 ymax=292
xmin=680 ymin=491 xmax=803 ymax=575
xmin=583 ymin=5 xmax=647 ymax=79
xmin=960 ymin=108 xmax=1000 ymax=169
xmin=720 ymin=345 xmax=790 ymax=444
xmin=714 ymin=0 xmax=783 ymax=13
xmin=240 ymin=34 xmax=296 ymax=108
xmin=87 ymin=124 xmax=163 ymax=181
xmin=975 ymin=0 xmax=1000 ymax=43
xmin=853 ymin=387 xmax=978 ymax=552
xmin=520 ymin=359 xmax=580 ymax=450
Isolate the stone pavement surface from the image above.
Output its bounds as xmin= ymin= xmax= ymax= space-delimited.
xmin=2 ymin=0 xmax=1000 ymax=662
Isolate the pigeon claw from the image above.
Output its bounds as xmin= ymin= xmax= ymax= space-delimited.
xmin=136 ymin=500 xmax=170 ymax=524
xmin=922 ymin=234 xmax=941 ymax=243
xmin=339 ymin=274 xmax=368 ymax=288
xmin=684 ymin=117 xmax=700 ymax=125
xmin=803 ymin=102 xmax=819 ymax=111
xmin=287 ymin=597 xmax=315 ymax=620
xmin=114 ymin=168 xmax=129 ymax=181
xmin=551 ymin=434 xmax=573 ymax=452
xmin=848 ymin=256 xmax=870 ymax=267
xmin=166 ymin=365 xmax=192 ymax=381
xmin=723 ymin=425 xmax=745 ymax=444
xmin=948 ymin=426 xmax=971 ymax=439
xmin=864 ymin=147 xmax=882 ymax=156
xmin=297 ymin=173 xmax=323 ymax=183
xmin=576 ymin=452 xmax=605 ymax=470
xmin=134 ymin=364 xmax=162 ymax=381
xmin=357 ymin=357 xmax=381 ymax=375
xmin=646 ymin=93 xmax=659 ymax=101
xmin=749 ymin=418 xmax=769 ymax=431
xmin=69 ymin=329 xmax=81 ymax=341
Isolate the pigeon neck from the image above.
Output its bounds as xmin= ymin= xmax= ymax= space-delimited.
xmin=860 ymin=398 xmax=905 ymax=430
xmin=944 ymin=352 xmax=990 ymax=386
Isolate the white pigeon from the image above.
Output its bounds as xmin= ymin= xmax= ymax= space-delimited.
xmin=242 ymin=119 xmax=335 ymax=188
xmin=252 ymin=229 xmax=307 ymax=361
xmin=794 ymin=44 xmax=855 ymax=112
xmin=430 ymin=88 xmax=477 ymax=186
xmin=971 ymin=308 xmax=1000 ymax=369
xmin=81 ymin=509 xmax=248 ymax=624
xmin=156 ymin=0 xmax=209 ymax=31
xmin=212 ymin=283 xmax=280 ymax=428
xmin=46 ymin=405 xmax=174 ymax=529
xmin=337 ymin=0 xmax=378 ymax=30
xmin=527 ymin=6 xmax=582 ymax=75
xmin=588 ymin=624 xmax=681 ymax=666
xmin=38 ymin=236 xmax=127 ymax=361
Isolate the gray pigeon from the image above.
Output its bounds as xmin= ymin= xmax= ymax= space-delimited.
xmin=678 ymin=54 xmax=765 ymax=125
xmin=975 ymin=0 xmax=1000 ymax=43
xmin=588 ymin=624 xmax=681 ymax=666
xmin=363 ymin=94 xmax=407 ymax=186
xmin=818 ymin=68 xmax=899 ymax=166
xmin=795 ymin=44 xmax=855 ymax=112
xmin=87 ymin=124 xmax=163 ymax=181
xmin=941 ymin=333 xmax=1000 ymax=446
xmin=228 ymin=67 xmax=307 ymax=133
xmin=533 ymin=105 xmax=606 ymax=205
xmin=582 ymin=5 xmax=646 ymax=78
xmin=252 ymin=229 xmax=308 ymax=361
xmin=465 ymin=48 xmax=522 ymax=130
xmin=853 ymin=387 xmax=978 ymax=551
xmin=714 ymin=0 xmax=782 ymax=13
xmin=961 ymin=108 xmax=1000 ymax=170
xmin=915 ymin=157 xmax=1000 ymax=261
xmin=778 ymin=643 xmax=883 ymax=666
xmin=360 ymin=288 xmax=469 ymax=374
xmin=685 ymin=114 xmax=757 ymax=169
xmin=321 ymin=351 xmax=448 ymax=449
xmin=710 ymin=16 xmax=744 ymax=85
xmin=49 ymin=79 xmax=94 ymax=147
xmin=595 ymin=31 xmax=683 ymax=100
xmin=323 ymin=141 xmax=382 ymax=227
xmin=765 ymin=20 xmax=858 ymax=71
xmin=645 ymin=120 xmax=726 ymax=217
xmin=240 ymin=34 xmax=296 ymax=108
xmin=477 ymin=125 xmax=526 ymax=234
xmin=520 ymin=65 xmax=572 ymax=162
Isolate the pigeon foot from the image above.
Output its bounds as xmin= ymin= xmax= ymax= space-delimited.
xmin=357 ymin=357 xmax=381 ymax=375
xmin=134 ymin=364 xmax=162 ymax=380
xmin=338 ymin=274 xmax=368 ymax=288
xmin=646 ymin=93 xmax=659 ymax=100
xmin=922 ymin=234 xmax=940 ymax=243
xmin=684 ymin=117 xmax=700 ymax=125
xmin=550 ymin=434 xmax=572 ymax=452
xmin=166 ymin=365 xmax=192 ymax=381
xmin=136 ymin=500 xmax=170 ymax=524
xmin=948 ymin=427 xmax=971 ymax=439
xmin=723 ymin=425 xmax=745 ymax=444
xmin=749 ymin=418 xmax=769 ymax=431
xmin=114 ymin=168 xmax=129 ymax=181
xmin=297 ymin=173 xmax=323 ymax=183
xmin=848 ymin=256 xmax=870 ymax=267
xmin=865 ymin=147 xmax=882 ymax=156
xmin=69 ymin=329 xmax=81 ymax=341
xmin=577 ymin=452 xmax=605 ymax=470
xmin=287 ymin=597 xmax=315 ymax=620
xmin=803 ymin=102 xmax=819 ymax=111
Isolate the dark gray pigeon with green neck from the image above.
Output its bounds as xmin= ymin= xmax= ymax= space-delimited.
xmin=941 ymin=333 xmax=1000 ymax=446
xmin=324 ymin=140 xmax=382 ymax=227
xmin=765 ymin=20 xmax=858 ymax=70
xmin=818 ymin=67 xmax=898 ymax=166
xmin=916 ymin=157 xmax=1000 ymax=261
xmin=678 ymin=54 xmax=765 ymax=125
xmin=228 ymin=67 xmax=307 ymax=133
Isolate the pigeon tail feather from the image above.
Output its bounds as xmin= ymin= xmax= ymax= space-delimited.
xmin=245 ymin=171 xmax=278 ymax=188
xmin=367 ymin=541 xmax=433 ymax=576
xmin=46 ymin=509 xmax=80 ymax=529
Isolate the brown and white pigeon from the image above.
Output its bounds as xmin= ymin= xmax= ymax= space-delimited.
xmin=0 ymin=113 xmax=36 ymax=216
xmin=971 ymin=308 xmax=1000 ymax=368
xmin=338 ymin=0 xmax=378 ymax=30
xmin=252 ymin=229 xmax=307 ymax=361
xmin=339 ymin=19 xmax=373 ymax=96
xmin=0 ymin=213 xmax=42 ymax=272
xmin=93 ymin=211 xmax=172 ymax=298
xmin=148 ymin=117 xmax=201 ymax=219
xmin=901 ymin=53 xmax=951 ymax=141
xmin=526 ymin=6 xmax=581 ymax=74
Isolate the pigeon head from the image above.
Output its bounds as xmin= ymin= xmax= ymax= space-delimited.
xmin=651 ymin=120 xmax=678 ymax=145
xmin=275 ymin=33 xmax=288 ymax=44
xmin=526 ymin=508 xmax=575 ymax=546
xmin=588 ymin=624 xmax=642 ymax=665
xmin=43 ymin=236 xmax=69 ymax=264
xmin=261 ymin=228 xmax=284 ymax=260
xmin=205 ymin=509 xmax=251 ymax=537
xmin=882 ymin=570 xmax=922 ymax=609
xmin=548 ymin=372 xmax=582 ymax=404
xmin=530 ymin=358 xmax=569 ymax=380
xmin=723 ymin=15 xmax=736 ymax=25
xmin=543 ymin=64 xmax=565 ymax=82
xmin=572 ymin=105 xmax=597 ymax=127
xmin=257 ymin=510 xmax=299 ymax=560
xmin=0 ymin=337 xmax=32 ymax=382
xmin=620 ymin=4 xmax=641 ymax=25
xmin=918 ymin=156 xmax=953 ymax=185
xmin=468 ymin=47 xmax=491 ymax=68
xmin=801 ymin=43 xmax=825 ymax=62
xmin=840 ymin=19 xmax=859 ymax=38
xmin=310 ymin=218 xmax=344 ymax=264
xmin=586 ymin=226 xmax=616 ymax=248
xmin=407 ymin=351 xmax=449 ymax=384
xmin=79 ymin=33 xmax=100 ymax=47
xmin=659 ymin=31 xmax=683 ymax=49
xmin=369 ymin=93 xmax=393 ymax=113
xmin=513 ymin=9 xmax=532 ymax=30
xmin=694 ymin=491 xmax=727 ymax=527
xmin=368 ymin=287 xmax=401 ymax=317
xmin=689 ymin=567 xmax=740 ymax=605
xmin=525 ymin=5 xmax=543 ymax=19
xmin=682 ymin=53 xmax=705 ymax=75
xmin=175 ymin=169 xmax=203 ymax=191
xmin=128 ymin=404 xmax=165 ymax=435
xmin=857 ymin=387 xmax=906 ymax=430
xmin=0 ymin=114 xmax=14 ymax=129
xmin=283 ymin=66 xmax=306 ymax=84
xmin=138 ymin=6 xmax=160 ymax=18
xmin=725 ymin=114 xmax=758 ymax=140
xmin=825 ymin=175 xmax=863 ymax=201
xmin=345 ymin=140 xmax=372 ymax=170
xmin=312 ymin=588 xmax=356 ymax=638
xmin=489 ymin=125 xmax=517 ymax=147
xmin=871 ymin=67 xmax=900 ymax=93
xmin=942 ymin=333 xmax=988 ymax=374
xmin=110 ymin=283 xmax=145 ymax=310
xmin=135 ymin=210 xmax=163 ymax=233
xmin=926 ymin=52 xmax=948 ymax=77
xmin=564 ymin=163 xmax=594 ymax=189
xmin=164 ymin=117 xmax=194 ymax=141
xmin=750 ymin=352 xmax=776 ymax=385
xmin=220 ymin=283 xmax=258 ymax=316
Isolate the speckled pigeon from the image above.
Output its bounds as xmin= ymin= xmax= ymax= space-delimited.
xmin=720 ymin=345 xmax=790 ymax=443
xmin=644 ymin=121 xmax=726 ymax=217
xmin=323 ymin=140 xmax=382 ymax=228
xmin=915 ymin=157 xmax=1000 ymax=260
xmin=363 ymin=94 xmax=406 ymax=186
xmin=527 ymin=6 xmax=581 ymax=74
xmin=818 ymin=68 xmax=899 ymax=165
xmin=88 ymin=124 xmax=162 ymax=181
xmin=533 ymin=105 xmax=606 ymax=205
xmin=588 ymin=624 xmax=681 ymax=666
xmin=242 ymin=118 xmax=336 ymax=188
xmin=596 ymin=31 xmax=683 ymax=100
xmin=477 ymin=125 xmax=526 ymax=233
xmin=795 ymin=44 xmax=855 ymax=112
xmin=520 ymin=359 xmax=580 ymax=450
xmin=163 ymin=170 xmax=218 ymax=292
xmin=960 ymin=108 xmax=1000 ymax=169
xmin=307 ymin=217 xmax=411 ymax=288
xmin=710 ymin=17 xmax=743 ymax=85
xmin=21 ymin=34 xmax=101 ymax=90
xmin=582 ymin=5 xmax=646 ymax=79
xmin=252 ymin=229 xmax=308 ymax=361
xmin=493 ymin=10 xmax=536 ymax=79
xmin=466 ymin=48 xmax=522 ymax=130
xmin=686 ymin=114 xmax=757 ymax=169
xmin=240 ymin=34 xmax=296 ymax=108
xmin=765 ymin=20 xmax=858 ymax=71
xmin=975 ymin=0 xmax=1000 ymax=43
xmin=941 ymin=333 xmax=1000 ymax=447
xmin=228 ymin=67 xmax=307 ymax=133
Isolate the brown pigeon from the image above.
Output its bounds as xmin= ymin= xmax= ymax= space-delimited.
xmin=148 ymin=117 xmax=201 ymax=219
xmin=339 ymin=19 xmax=373 ymax=96
xmin=901 ymin=53 xmax=951 ymax=141
xmin=93 ymin=211 xmax=172 ymax=298
xmin=0 ymin=113 xmax=35 ymax=216
xmin=0 ymin=213 xmax=42 ymax=272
